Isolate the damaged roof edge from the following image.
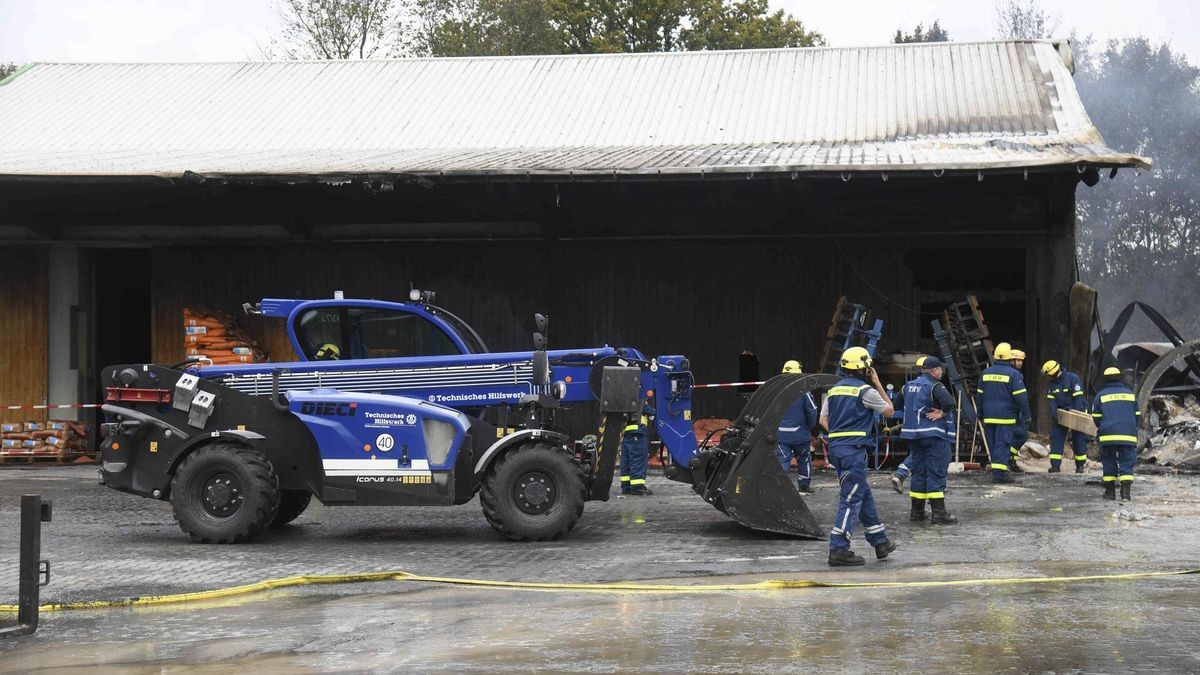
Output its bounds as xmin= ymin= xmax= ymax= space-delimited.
xmin=0 ymin=158 xmax=1153 ymax=184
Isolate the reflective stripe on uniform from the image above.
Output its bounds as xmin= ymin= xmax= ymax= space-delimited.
xmin=1073 ymin=391 xmax=1085 ymax=397
xmin=910 ymin=491 xmax=928 ymax=499
xmin=630 ymin=478 xmax=646 ymax=486
xmin=620 ymin=476 xmax=631 ymax=482
xmin=624 ymin=424 xmax=640 ymax=432
xmin=1075 ymin=455 xmax=1088 ymax=461
xmin=984 ymin=418 xmax=1017 ymax=425
xmin=1099 ymin=434 xmax=1138 ymax=443
xmin=925 ymin=491 xmax=945 ymax=499
xmin=1100 ymin=393 xmax=1137 ymax=403
xmin=982 ymin=374 xmax=1011 ymax=383
xmin=1047 ymin=395 xmax=1056 ymax=399
xmin=1119 ymin=475 xmax=1135 ymax=482
xmin=829 ymin=431 xmax=867 ymax=438
xmin=1102 ymin=475 xmax=1117 ymax=482
xmin=1012 ymin=388 xmax=1027 ymax=395
xmin=1049 ymin=454 xmax=1062 ymax=460
xmin=778 ymin=426 xmax=802 ymax=432
xmin=991 ymin=463 xmax=1009 ymax=471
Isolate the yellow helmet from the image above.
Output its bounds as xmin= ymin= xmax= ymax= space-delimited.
xmin=782 ymin=360 xmax=802 ymax=374
xmin=1011 ymin=349 xmax=1026 ymax=361
xmin=1041 ymin=360 xmax=1062 ymax=377
xmin=315 ymin=343 xmax=341 ymax=360
xmin=839 ymin=346 xmax=872 ymax=371
xmin=1103 ymin=366 xmax=1121 ymax=377
xmin=993 ymin=342 xmax=1012 ymax=361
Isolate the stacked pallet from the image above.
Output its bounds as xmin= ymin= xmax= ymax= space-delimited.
xmin=184 ymin=305 xmax=269 ymax=365
xmin=1 ymin=419 xmax=89 ymax=462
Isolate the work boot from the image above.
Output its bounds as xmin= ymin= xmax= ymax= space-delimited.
xmin=910 ymin=497 xmax=927 ymax=522
xmin=1120 ymin=482 xmax=1132 ymax=501
xmin=992 ymin=473 xmax=1017 ymax=484
xmin=1103 ymin=483 xmax=1116 ymax=500
xmin=1048 ymin=464 xmax=1061 ymax=474
xmin=1075 ymin=462 xmax=1086 ymax=474
xmin=828 ymin=550 xmax=866 ymax=567
xmin=797 ymin=482 xmax=813 ymax=495
xmin=891 ymin=473 xmax=906 ymax=494
xmin=930 ymin=498 xmax=958 ymax=525
xmin=1008 ymin=459 xmax=1024 ymax=473
xmin=874 ymin=539 xmax=898 ymax=560
xmin=631 ymin=487 xmax=654 ymax=496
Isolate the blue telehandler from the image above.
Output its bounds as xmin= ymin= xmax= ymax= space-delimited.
xmin=98 ymin=291 xmax=827 ymax=543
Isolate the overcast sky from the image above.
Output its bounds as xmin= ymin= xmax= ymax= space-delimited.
xmin=1 ymin=0 xmax=1197 ymax=63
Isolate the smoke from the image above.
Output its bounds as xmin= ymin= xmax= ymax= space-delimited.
xmin=1073 ymin=36 xmax=1200 ymax=341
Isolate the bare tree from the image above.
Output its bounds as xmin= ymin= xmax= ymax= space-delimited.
xmin=994 ymin=0 xmax=1058 ymax=39
xmin=272 ymin=0 xmax=408 ymax=59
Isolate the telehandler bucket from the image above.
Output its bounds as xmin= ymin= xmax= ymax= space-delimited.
xmin=689 ymin=373 xmax=840 ymax=539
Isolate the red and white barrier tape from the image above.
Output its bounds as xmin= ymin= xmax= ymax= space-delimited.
xmin=5 ymin=403 xmax=103 ymax=411
xmin=691 ymin=380 xmax=767 ymax=390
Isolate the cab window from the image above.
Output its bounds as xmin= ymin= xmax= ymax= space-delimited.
xmin=297 ymin=306 xmax=460 ymax=361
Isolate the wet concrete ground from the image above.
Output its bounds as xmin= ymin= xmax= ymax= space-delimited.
xmin=2 ymin=465 xmax=1200 ymax=672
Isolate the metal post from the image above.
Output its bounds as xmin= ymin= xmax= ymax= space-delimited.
xmin=1 ymin=494 xmax=52 ymax=638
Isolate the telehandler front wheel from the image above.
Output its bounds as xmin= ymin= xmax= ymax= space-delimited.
xmin=171 ymin=442 xmax=279 ymax=544
xmin=480 ymin=441 xmax=586 ymax=541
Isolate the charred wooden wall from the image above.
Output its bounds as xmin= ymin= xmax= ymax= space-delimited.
xmin=140 ymin=173 xmax=1077 ymax=420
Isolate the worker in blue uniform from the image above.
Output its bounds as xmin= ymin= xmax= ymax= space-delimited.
xmin=897 ymin=356 xmax=958 ymax=524
xmin=620 ymin=405 xmax=653 ymax=496
xmin=977 ymin=342 xmax=1031 ymax=484
xmin=820 ymin=346 xmax=897 ymax=567
xmin=1009 ymin=349 xmax=1029 ymax=471
xmin=1090 ymin=367 xmax=1140 ymax=501
xmin=776 ymin=360 xmax=819 ymax=494
xmin=1042 ymin=359 xmax=1091 ymax=473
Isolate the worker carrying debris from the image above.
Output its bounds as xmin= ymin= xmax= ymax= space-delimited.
xmin=1042 ymin=359 xmax=1091 ymax=473
xmin=776 ymin=360 xmax=819 ymax=495
xmin=620 ymin=404 xmax=653 ymax=496
xmin=820 ymin=346 xmax=898 ymax=567
xmin=897 ymin=356 xmax=958 ymax=525
xmin=1090 ymin=367 xmax=1140 ymax=501
xmin=977 ymin=342 xmax=1031 ymax=484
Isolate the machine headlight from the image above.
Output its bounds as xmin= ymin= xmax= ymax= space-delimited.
xmin=552 ymin=381 xmax=567 ymax=400
xmin=423 ymin=419 xmax=457 ymax=465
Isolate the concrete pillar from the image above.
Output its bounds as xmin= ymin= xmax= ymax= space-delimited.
xmin=47 ymin=248 xmax=82 ymax=420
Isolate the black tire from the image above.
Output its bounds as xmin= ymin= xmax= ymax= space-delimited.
xmin=171 ymin=442 xmax=279 ymax=544
xmin=271 ymin=489 xmax=312 ymax=527
xmin=480 ymin=441 xmax=586 ymax=541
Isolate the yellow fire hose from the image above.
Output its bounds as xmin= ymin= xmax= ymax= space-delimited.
xmin=3 ymin=567 xmax=1197 ymax=614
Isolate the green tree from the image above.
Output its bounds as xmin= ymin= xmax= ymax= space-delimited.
xmin=417 ymin=0 xmax=824 ymax=56
xmin=892 ymin=20 xmax=949 ymax=44
xmin=272 ymin=0 xmax=407 ymax=59
xmin=0 ymin=63 xmax=18 ymax=80
xmin=1074 ymin=38 xmax=1200 ymax=337
xmin=681 ymin=0 xmax=825 ymax=51
xmin=416 ymin=0 xmax=563 ymax=56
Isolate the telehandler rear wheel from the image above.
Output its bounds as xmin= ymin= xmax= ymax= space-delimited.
xmin=480 ymin=441 xmax=586 ymax=541
xmin=171 ymin=442 xmax=279 ymax=544
xmin=271 ymin=489 xmax=312 ymax=527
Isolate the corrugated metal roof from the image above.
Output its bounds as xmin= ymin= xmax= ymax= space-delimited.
xmin=0 ymin=40 xmax=1149 ymax=179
